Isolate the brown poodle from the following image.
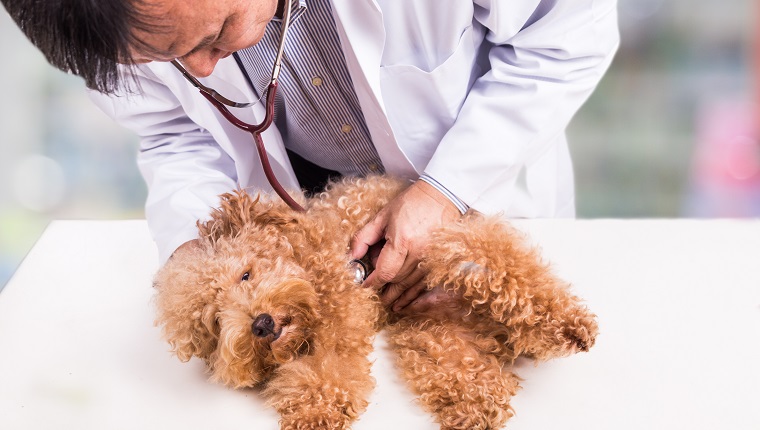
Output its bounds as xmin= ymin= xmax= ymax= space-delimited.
xmin=153 ymin=175 xmax=598 ymax=430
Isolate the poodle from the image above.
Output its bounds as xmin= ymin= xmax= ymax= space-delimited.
xmin=153 ymin=175 xmax=598 ymax=430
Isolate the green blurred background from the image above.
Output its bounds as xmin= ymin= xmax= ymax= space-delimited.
xmin=1 ymin=0 xmax=757 ymax=290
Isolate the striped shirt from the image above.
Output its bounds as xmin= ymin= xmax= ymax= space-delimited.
xmin=236 ymin=0 xmax=382 ymax=177
xmin=235 ymin=0 xmax=468 ymax=214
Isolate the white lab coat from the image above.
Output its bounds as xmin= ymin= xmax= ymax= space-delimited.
xmin=89 ymin=0 xmax=619 ymax=263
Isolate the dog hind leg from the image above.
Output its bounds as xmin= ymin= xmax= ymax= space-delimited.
xmin=387 ymin=320 xmax=519 ymax=430
xmin=423 ymin=215 xmax=598 ymax=362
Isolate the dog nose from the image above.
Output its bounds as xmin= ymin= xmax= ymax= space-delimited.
xmin=252 ymin=313 xmax=275 ymax=338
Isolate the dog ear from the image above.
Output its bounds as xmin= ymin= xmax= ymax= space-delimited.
xmin=153 ymin=242 xmax=220 ymax=362
xmin=198 ymin=190 xmax=259 ymax=243
xmin=198 ymin=190 xmax=305 ymax=243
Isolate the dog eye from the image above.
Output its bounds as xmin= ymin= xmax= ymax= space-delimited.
xmin=242 ymin=272 xmax=250 ymax=281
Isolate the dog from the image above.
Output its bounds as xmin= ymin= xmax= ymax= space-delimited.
xmin=153 ymin=175 xmax=598 ymax=430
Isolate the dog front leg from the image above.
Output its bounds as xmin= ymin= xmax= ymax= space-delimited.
xmin=263 ymin=351 xmax=374 ymax=430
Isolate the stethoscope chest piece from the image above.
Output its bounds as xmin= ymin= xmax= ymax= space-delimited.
xmin=349 ymin=259 xmax=369 ymax=283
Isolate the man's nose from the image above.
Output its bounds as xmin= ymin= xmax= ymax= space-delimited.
xmin=179 ymin=49 xmax=225 ymax=78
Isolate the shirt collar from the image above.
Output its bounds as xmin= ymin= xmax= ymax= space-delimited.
xmin=274 ymin=0 xmax=307 ymax=21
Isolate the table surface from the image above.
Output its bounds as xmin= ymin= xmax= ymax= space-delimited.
xmin=1 ymin=220 xmax=759 ymax=430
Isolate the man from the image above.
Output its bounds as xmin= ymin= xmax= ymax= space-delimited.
xmin=1 ymin=0 xmax=619 ymax=314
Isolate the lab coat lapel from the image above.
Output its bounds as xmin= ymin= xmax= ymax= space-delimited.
xmin=329 ymin=0 xmax=385 ymax=110
xmin=329 ymin=0 xmax=419 ymax=178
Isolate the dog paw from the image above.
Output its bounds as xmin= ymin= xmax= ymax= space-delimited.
xmin=561 ymin=315 xmax=598 ymax=353
xmin=435 ymin=397 xmax=514 ymax=430
xmin=277 ymin=392 xmax=362 ymax=430
xmin=279 ymin=409 xmax=352 ymax=430
xmin=532 ymin=313 xmax=598 ymax=360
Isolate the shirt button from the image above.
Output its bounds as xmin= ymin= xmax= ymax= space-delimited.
xmin=341 ymin=123 xmax=353 ymax=134
xmin=311 ymin=76 xmax=323 ymax=87
xmin=368 ymin=163 xmax=379 ymax=172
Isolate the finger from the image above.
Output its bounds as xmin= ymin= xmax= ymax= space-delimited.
xmin=397 ymin=287 xmax=464 ymax=319
xmin=349 ymin=216 xmax=386 ymax=260
xmin=390 ymin=270 xmax=427 ymax=311
xmin=381 ymin=269 xmax=425 ymax=308
xmin=361 ymin=239 xmax=408 ymax=290
xmin=379 ymin=283 xmax=406 ymax=307
xmin=367 ymin=241 xmax=384 ymax=267
xmin=395 ymin=290 xmax=437 ymax=316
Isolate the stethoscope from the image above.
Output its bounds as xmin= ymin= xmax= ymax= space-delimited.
xmin=171 ymin=0 xmax=370 ymax=281
xmin=170 ymin=0 xmax=304 ymax=212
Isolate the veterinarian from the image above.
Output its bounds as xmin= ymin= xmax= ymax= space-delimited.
xmin=2 ymin=0 xmax=618 ymax=314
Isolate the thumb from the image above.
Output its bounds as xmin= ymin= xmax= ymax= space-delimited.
xmin=349 ymin=215 xmax=386 ymax=260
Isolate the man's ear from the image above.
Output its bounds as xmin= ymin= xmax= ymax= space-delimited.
xmin=153 ymin=243 xmax=220 ymax=362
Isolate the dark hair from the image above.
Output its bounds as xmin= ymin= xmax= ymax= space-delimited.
xmin=1 ymin=0 xmax=167 ymax=94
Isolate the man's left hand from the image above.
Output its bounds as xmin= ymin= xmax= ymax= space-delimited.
xmin=349 ymin=180 xmax=460 ymax=312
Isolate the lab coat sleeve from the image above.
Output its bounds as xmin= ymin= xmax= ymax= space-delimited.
xmin=423 ymin=0 xmax=619 ymax=215
xmin=88 ymin=66 xmax=238 ymax=264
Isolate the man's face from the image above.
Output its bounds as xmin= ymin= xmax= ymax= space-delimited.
xmin=131 ymin=0 xmax=278 ymax=77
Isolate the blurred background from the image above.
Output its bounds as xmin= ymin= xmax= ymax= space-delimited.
xmin=0 ymin=0 xmax=757 ymax=290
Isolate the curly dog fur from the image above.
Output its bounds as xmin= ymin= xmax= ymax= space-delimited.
xmin=154 ymin=175 xmax=598 ymax=430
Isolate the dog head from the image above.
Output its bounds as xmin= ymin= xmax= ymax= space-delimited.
xmin=154 ymin=191 xmax=320 ymax=388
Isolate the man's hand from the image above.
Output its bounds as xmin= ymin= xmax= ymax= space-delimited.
xmin=394 ymin=285 xmax=467 ymax=320
xmin=349 ymin=180 xmax=460 ymax=312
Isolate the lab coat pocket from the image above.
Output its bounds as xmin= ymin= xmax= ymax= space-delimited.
xmin=379 ymin=25 xmax=481 ymax=170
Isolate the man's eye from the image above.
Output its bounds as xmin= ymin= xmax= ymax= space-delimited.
xmin=242 ymin=272 xmax=250 ymax=281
